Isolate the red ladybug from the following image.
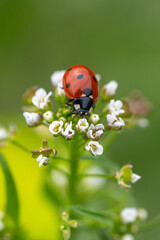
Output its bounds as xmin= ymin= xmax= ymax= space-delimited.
xmin=63 ymin=65 xmax=99 ymax=116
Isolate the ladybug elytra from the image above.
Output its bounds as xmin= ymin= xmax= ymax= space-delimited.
xmin=63 ymin=65 xmax=99 ymax=116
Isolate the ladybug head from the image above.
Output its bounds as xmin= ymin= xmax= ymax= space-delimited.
xmin=77 ymin=108 xmax=89 ymax=116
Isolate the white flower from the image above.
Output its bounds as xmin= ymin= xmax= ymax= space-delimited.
xmin=0 ymin=129 xmax=8 ymax=140
xmin=51 ymin=70 xmax=65 ymax=88
xmin=122 ymin=234 xmax=134 ymax=240
xmin=23 ymin=112 xmax=41 ymax=126
xmin=102 ymin=80 xmax=118 ymax=97
xmin=32 ymin=88 xmax=52 ymax=109
xmin=86 ymin=124 xmax=104 ymax=140
xmin=36 ymin=154 xmax=48 ymax=167
xmin=0 ymin=220 xmax=4 ymax=231
xmin=131 ymin=173 xmax=141 ymax=183
xmin=95 ymin=74 xmax=101 ymax=82
xmin=107 ymin=113 xmax=125 ymax=129
xmin=108 ymin=99 xmax=125 ymax=116
xmin=49 ymin=120 xmax=64 ymax=135
xmin=85 ymin=141 xmax=103 ymax=156
xmin=76 ymin=119 xmax=89 ymax=132
xmin=61 ymin=122 xmax=75 ymax=140
xmin=90 ymin=114 xmax=100 ymax=124
xmin=43 ymin=111 xmax=54 ymax=122
xmin=137 ymin=208 xmax=148 ymax=220
xmin=120 ymin=208 xmax=138 ymax=224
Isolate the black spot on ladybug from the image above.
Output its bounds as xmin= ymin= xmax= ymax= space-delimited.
xmin=84 ymin=88 xmax=93 ymax=97
xmin=77 ymin=74 xmax=84 ymax=79
xmin=92 ymin=76 xmax=97 ymax=82
xmin=67 ymin=68 xmax=72 ymax=71
xmin=66 ymin=83 xmax=70 ymax=88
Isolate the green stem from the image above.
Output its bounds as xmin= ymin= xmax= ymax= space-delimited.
xmin=69 ymin=136 xmax=80 ymax=204
xmin=139 ymin=214 xmax=160 ymax=232
xmin=78 ymin=173 xmax=115 ymax=180
xmin=103 ymin=131 xmax=119 ymax=151
xmin=11 ymin=140 xmax=31 ymax=154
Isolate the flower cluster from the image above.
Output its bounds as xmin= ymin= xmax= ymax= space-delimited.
xmin=116 ymin=207 xmax=148 ymax=240
xmin=60 ymin=211 xmax=78 ymax=240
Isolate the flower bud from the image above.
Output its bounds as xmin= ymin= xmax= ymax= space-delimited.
xmin=23 ymin=112 xmax=41 ymax=127
xmin=55 ymin=86 xmax=67 ymax=106
xmin=115 ymin=164 xmax=141 ymax=189
xmin=101 ymin=81 xmax=118 ymax=100
xmin=43 ymin=111 xmax=54 ymax=122
xmin=69 ymin=220 xmax=79 ymax=228
xmin=62 ymin=211 xmax=69 ymax=222
xmin=90 ymin=114 xmax=100 ymax=124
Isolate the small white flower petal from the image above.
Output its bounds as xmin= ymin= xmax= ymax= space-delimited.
xmin=90 ymin=114 xmax=100 ymax=124
xmin=85 ymin=141 xmax=103 ymax=156
xmin=32 ymin=88 xmax=52 ymax=109
xmin=36 ymin=154 xmax=48 ymax=167
xmin=122 ymin=234 xmax=134 ymax=240
xmin=102 ymin=80 xmax=118 ymax=97
xmin=108 ymin=99 xmax=125 ymax=116
xmin=61 ymin=122 xmax=75 ymax=139
xmin=43 ymin=111 xmax=53 ymax=122
xmin=131 ymin=173 xmax=141 ymax=183
xmin=120 ymin=208 xmax=138 ymax=224
xmin=23 ymin=112 xmax=41 ymax=126
xmin=95 ymin=74 xmax=101 ymax=82
xmin=51 ymin=70 xmax=65 ymax=88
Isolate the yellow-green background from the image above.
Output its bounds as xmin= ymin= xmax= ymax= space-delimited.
xmin=0 ymin=0 xmax=160 ymax=239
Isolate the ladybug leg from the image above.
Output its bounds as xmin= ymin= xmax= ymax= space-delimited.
xmin=65 ymin=99 xmax=73 ymax=108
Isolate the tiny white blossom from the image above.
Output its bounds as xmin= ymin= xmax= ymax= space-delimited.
xmin=95 ymin=74 xmax=101 ymax=82
xmin=122 ymin=234 xmax=134 ymax=240
xmin=137 ymin=208 xmax=148 ymax=220
xmin=108 ymin=99 xmax=125 ymax=116
xmin=102 ymin=80 xmax=118 ymax=97
xmin=120 ymin=208 xmax=138 ymax=224
xmin=0 ymin=220 xmax=4 ymax=231
xmin=76 ymin=119 xmax=89 ymax=132
xmin=90 ymin=114 xmax=100 ymax=124
xmin=43 ymin=111 xmax=54 ymax=122
xmin=51 ymin=70 xmax=65 ymax=88
xmin=86 ymin=123 xmax=104 ymax=140
xmin=23 ymin=112 xmax=41 ymax=126
xmin=49 ymin=120 xmax=64 ymax=135
xmin=32 ymin=88 xmax=52 ymax=109
xmin=61 ymin=122 xmax=75 ymax=140
xmin=0 ymin=129 xmax=8 ymax=140
xmin=36 ymin=154 xmax=48 ymax=167
xmin=85 ymin=141 xmax=103 ymax=156
xmin=107 ymin=113 xmax=125 ymax=129
xmin=131 ymin=173 xmax=141 ymax=183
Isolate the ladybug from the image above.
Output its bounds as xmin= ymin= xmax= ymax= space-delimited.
xmin=63 ymin=65 xmax=99 ymax=116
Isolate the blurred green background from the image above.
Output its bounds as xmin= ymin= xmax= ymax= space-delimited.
xmin=0 ymin=0 xmax=160 ymax=239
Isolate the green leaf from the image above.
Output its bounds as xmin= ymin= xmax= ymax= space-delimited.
xmin=0 ymin=153 xmax=19 ymax=223
xmin=70 ymin=206 xmax=114 ymax=229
